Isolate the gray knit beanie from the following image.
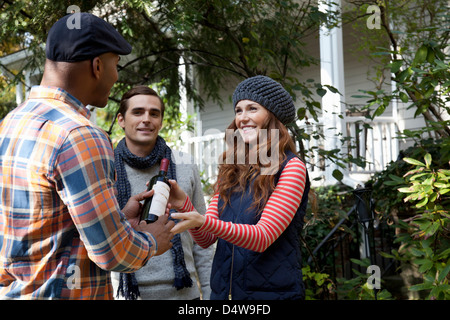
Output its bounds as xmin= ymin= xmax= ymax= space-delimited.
xmin=232 ymin=75 xmax=296 ymax=125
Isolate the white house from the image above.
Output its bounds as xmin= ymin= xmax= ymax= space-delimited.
xmin=184 ymin=1 xmax=430 ymax=189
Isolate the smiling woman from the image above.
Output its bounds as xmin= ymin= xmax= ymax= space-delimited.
xmin=168 ymin=75 xmax=311 ymax=300
xmin=235 ymin=100 xmax=270 ymax=145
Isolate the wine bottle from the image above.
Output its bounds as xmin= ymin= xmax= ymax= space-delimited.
xmin=141 ymin=158 xmax=171 ymax=223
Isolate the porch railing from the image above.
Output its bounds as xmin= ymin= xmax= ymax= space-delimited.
xmin=345 ymin=117 xmax=399 ymax=173
xmin=185 ymin=129 xmax=224 ymax=183
xmin=186 ymin=117 xmax=399 ymax=185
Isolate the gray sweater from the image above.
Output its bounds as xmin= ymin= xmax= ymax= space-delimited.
xmin=111 ymin=150 xmax=214 ymax=300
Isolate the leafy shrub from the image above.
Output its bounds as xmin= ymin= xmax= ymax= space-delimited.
xmin=382 ymin=153 xmax=450 ymax=300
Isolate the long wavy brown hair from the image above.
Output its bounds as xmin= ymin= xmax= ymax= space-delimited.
xmin=214 ymin=112 xmax=297 ymax=214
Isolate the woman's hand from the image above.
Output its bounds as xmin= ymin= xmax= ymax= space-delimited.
xmin=167 ymin=179 xmax=188 ymax=210
xmin=170 ymin=211 xmax=205 ymax=234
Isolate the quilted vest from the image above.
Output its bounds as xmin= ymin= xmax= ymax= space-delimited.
xmin=210 ymin=151 xmax=310 ymax=300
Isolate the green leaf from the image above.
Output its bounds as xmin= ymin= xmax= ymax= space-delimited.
xmin=403 ymin=157 xmax=426 ymax=167
xmin=410 ymin=248 xmax=425 ymax=257
xmin=425 ymin=221 xmax=440 ymax=236
xmin=398 ymin=186 xmax=418 ymax=193
xmin=426 ymin=49 xmax=435 ymax=64
xmin=323 ymin=85 xmax=340 ymax=94
xmin=438 ymin=169 xmax=450 ymax=176
xmin=434 ymin=182 xmax=450 ymax=188
xmin=332 ymin=169 xmax=344 ymax=181
xmin=437 ymin=264 xmax=450 ymax=283
xmin=389 ymin=60 xmax=403 ymax=73
xmin=424 ymin=153 xmax=432 ymax=168
xmin=416 ymin=198 xmax=428 ymax=208
xmin=412 ymin=45 xmax=429 ymax=66
xmin=410 ymin=172 xmax=430 ymax=180
xmin=404 ymin=167 xmax=425 ymax=177
xmin=379 ymin=251 xmax=396 ymax=259
xmin=383 ymin=180 xmax=402 ymax=186
xmin=418 ymin=260 xmax=434 ymax=273
xmin=413 ymin=258 xmax=434 ymax=273
xmin=388 ymin=174 xmax=404 ymax=183
xmin=413 ymin=219 xmax=431 ymax=230
xmin=399 ymin=91 xmax=409 ymax=103
xmin=422 ymin=176 xmax=434 ymax=186
xmin=316 ymin=88 xmax=327 ymax=97
xmin=436 ymin=248 xmax=450 ymax=260
xmin=410 ymin=282 xmax=434 ymax=291
xmin=297 ymin=108 xmax=306 ymax=120
xmin=373 ymin=104 xmax=386 ymax=118
xmin=350 ymin=258 xmax=370 ymax=267
xmin=429 ymin=192 xmax=438 ymax=203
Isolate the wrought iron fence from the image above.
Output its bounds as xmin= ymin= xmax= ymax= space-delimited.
xmin=302 ymin=187 xmax=399 ymax=299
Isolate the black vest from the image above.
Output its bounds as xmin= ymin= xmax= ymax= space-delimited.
xmin=210 ymin=151 xmax=310 ymax=300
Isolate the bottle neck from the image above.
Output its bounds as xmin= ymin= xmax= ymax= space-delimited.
xmin=160 ymin=158 xmax=170 ymax=173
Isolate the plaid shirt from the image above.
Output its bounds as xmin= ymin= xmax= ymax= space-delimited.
xmin=0 ymin=86 xmax=156 ymax=300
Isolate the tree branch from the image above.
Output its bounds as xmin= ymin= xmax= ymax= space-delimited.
xmin=197 ymin=7 xmax=252 ymax=77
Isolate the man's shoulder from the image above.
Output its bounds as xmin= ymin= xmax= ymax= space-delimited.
xmin=19 ymin=98 xmax=94 ymax=134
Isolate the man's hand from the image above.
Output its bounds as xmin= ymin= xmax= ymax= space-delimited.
xmin=121 ymin=189 xmax=175 ymax=256
xmin=121 ymin=189 xmax=154 ymax=229
xmin=136 ymin=214 xmax=175 ymax=256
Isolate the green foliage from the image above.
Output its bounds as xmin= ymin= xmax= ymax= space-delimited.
xmin=302 ymin=265 xmax=334 ymax=300
xmin=368 ymin=135 xmax=450 ymax=300
xmin=0 ymin=0 xmax=365 ymax=185
xmin=199 ymin=170 xmax=214 ymax=200
xmin=384 ymin=153 xmax=450 ymax=300
xmin=347 ymin=0 xmax=450 ymax=138
xmin=302 ymin=184 xmax=355 ymax=255
xmin=368 ymin=138 xmax=447 ymax=220
xmin=336 ymin=258 xmax=393 ymax=300
xmin=0 ymin=78 xmax=16 ymax=119
xmin=1 ymin=1 xmax=346 ymax=162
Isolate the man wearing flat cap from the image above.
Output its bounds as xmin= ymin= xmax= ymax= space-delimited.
xmin=0 ymin=13 xmax=174 ymax=300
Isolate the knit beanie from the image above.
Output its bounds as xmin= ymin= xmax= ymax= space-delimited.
xmin=232 ymin=75 xmax=296 ymax=125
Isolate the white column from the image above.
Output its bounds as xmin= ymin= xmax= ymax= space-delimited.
xmin=179 ymin=54 xmax=194 ymax=153
xmin=319 ymin=0 xmax=358 ymax=186
xmin=15 ymin=80 xmax=24 ymax=105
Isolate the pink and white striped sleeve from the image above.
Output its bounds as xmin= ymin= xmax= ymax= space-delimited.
xmin=181 ymin=157 xmax=307 ymax=252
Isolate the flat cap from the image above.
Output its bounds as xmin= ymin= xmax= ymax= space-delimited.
xmin=46 ymin=12 xmax=132 ymax=62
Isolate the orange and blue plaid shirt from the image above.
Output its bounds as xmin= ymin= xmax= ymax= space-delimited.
xmin=0 ymin=86 xmax=156 ymax=299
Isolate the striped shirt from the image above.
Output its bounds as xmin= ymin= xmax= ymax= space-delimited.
xmin=0 ymin=86 xmax=156 ymax=300
xmin=180 ymin=157 xmax=307 ymax=252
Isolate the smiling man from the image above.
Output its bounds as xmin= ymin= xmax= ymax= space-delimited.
xmin=117 ymin=90 xmax=164 ymax=156
xmin=112 ymin=85 xmax=213 ymax=300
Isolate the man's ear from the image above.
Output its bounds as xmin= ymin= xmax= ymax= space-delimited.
xmin=117 ymin=112 xmax=126 ymax=129
xmin=91 ymin=57 xmax=102 ymax=79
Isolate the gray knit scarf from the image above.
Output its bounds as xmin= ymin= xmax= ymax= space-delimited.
xmin=114 ymin=137 xmax=193 ymax=300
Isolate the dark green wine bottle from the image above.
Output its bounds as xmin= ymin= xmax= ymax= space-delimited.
xmin=141 ymin=158 xmax=170 ymax=223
